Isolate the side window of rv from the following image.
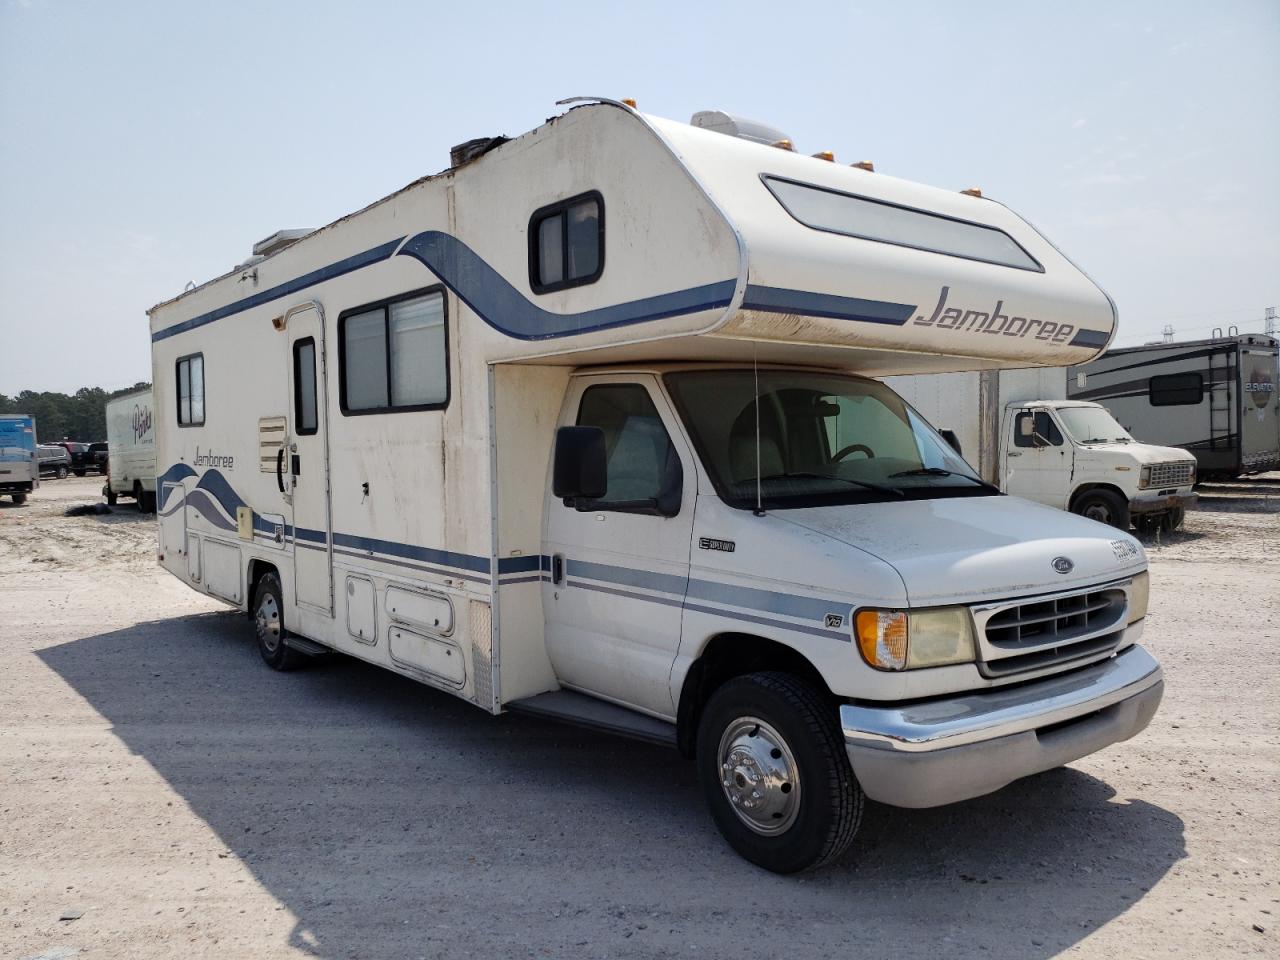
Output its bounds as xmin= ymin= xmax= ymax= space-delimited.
xmin=530 ymin=192 xmax=604 ymax=293
xmin=176 ymin=354 xmax=205 ymax=427
xmin=1148 ymin=372 xmax=1203 ymax=406
xmin=1014 ymin=411 xmax=1062 ymax=447
xmin=339 ymin=289 xmax=448 ymax=414
xmin=576 ymin=384 xmax=680 ymax=509
xmin=293 ymin=338 xmax=318 ymax=435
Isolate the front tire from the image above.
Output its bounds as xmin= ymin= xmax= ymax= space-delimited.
xmin=1072 ymin=489 xmax=1130 ymax=530
xmin=252 ymin=572 xmax=305 ymax=671
xmin=696 ymin=672 xmax=863 ymax=873
xmin=56 ymin=466 xmax=68 ymax=479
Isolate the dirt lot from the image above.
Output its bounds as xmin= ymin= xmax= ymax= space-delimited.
xmin=1 ymin=475 xmax=1277 ymax=960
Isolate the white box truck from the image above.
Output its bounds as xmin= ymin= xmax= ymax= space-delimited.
xmin=148 ymin=98 xmax=1163 ymax=873
xmin=104 ymin=388 xmax=157 ymax=511
xmin=887 ymin=368 xmax=1198 ymax=532
xmin=0 ymin=414 xmax=39 ymax=504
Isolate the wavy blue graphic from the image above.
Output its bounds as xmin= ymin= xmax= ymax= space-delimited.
xmin=157 ymin=462 xmax=197 ymax=488
xmin=397 ymin=231 xmax=737 ymax=341
xmin=194 ymin=469 xmax=247 ymax=517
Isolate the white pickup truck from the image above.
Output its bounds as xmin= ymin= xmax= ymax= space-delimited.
xmin=889 ymin=369 xmax=1198 ymax=532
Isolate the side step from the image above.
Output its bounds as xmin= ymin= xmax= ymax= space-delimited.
xmin=505 ymin=690 xmax=678 ymax=748
xmin=284 ymin=635 xmax=330 ymax=656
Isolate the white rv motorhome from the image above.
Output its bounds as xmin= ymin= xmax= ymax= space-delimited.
xmin=1068 ymin=333 xmax=1280 ymax=478
xmin=149 ymin=99 xmax=1163 ymax=873
xmin=104 ymin=388 xmax=157 ymax=511
xmin=887 ymin=368 xmax=1198 ymax=532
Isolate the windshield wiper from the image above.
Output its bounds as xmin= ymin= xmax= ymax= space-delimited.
xmin=1079 ymin=437 xmax=1129 ymax=445
xmin=758 ymin=471 xmax=904 ymax=498
xmin=889 ymin=467 xmax=1000 ymax=492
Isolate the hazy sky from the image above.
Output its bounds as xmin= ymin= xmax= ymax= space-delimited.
xmin=1 ymin=0 xmax=1276 ymax=394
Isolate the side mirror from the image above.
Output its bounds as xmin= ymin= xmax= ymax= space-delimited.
xmin=552 ymin=426 xmax=607 ymax=501
xmin=1018 ymin=416 xmax=1035 ymax=438
xmin=939 ymin=429 xmax=963 ymax=456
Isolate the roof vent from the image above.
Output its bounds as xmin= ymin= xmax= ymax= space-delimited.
xmin=449 ymin=136 xmax=509 ymax=168
xmin=690 ymin=110 xmax=793 ymax=148
xmin=252 ymin=229 xmax=314 ymax=258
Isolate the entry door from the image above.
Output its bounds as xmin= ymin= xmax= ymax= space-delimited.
xmin=286 ymin=304 xmax=334 ymax=614
xmin=1005 ymin=408 xmax=1072 ymax=507
xmin=542 ymin=375 xmax=696 ymax=717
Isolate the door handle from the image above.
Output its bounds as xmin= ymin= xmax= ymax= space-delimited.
xmin=552 ymin=554 xmax=564 ymax=585
xmin=276 ymin=449 xmax=285 ymax=492
xmin=1007 ymin=452 xmax=1022 ymax=457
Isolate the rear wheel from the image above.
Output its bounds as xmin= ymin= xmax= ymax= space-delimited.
xmin=11 ymin=493 xmax=27 ymax=505
xmin=139 ymin=491 xmax=156 ymax=513
xmin=106 ymin=489 xmax=118 ymax=506
xmin=56 ymin=466 xmax=68 ymax=479
xmin=696 ymin=672 xmax=863 ymax=874
xmin=253 ymin=572 xmax=304 ymax=671
xmin=74 ymin=469 xmax=86 ymax=477
xmin=1072 ymin=489 xmax=1130 ymax=530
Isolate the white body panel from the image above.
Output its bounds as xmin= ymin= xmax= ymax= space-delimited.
xmin=105 ymin=389 xmax=157 ymax=496
xmin=0 ymin=415 xmax=39 ymax=493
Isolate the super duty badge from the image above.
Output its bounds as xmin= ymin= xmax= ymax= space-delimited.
xmin=698 ymin=537 xmax=736 ymax=553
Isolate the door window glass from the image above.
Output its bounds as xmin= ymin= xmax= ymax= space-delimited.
xmin=1014 ymin=411 xmax=1063 ymax=447
xmin=576 ymin=384 xmax=679 ymax=507
xmin=294 ymin=338 xmax=318 ymax=435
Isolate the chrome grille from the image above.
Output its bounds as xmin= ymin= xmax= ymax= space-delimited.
xmin=975 ymin=586 xmax=1127 ymax=678
xmin=1147 ymin=461 xmax=1193 ymax=487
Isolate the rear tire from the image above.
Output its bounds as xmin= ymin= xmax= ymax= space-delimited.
xmin=106 ymin=489 xmax=118 ymax=506
xmin=252 ymin=572 xmax=305 ymax=671
xmin=56 ymin=466 xmax=68 ymax=479
xmin=1072 ymin=489 xmax=1130 ymax=530
xmin=74 ymin=469 xmax=86 ymax=477
xmin=11 ymin=493 xmax=27 ymax=505
xmin=140 ymin=491 xmax=156 ymax=513
xmin=696 ymin=672 xmax=863 ymax=874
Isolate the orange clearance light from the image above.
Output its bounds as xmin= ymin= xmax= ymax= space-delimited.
xmin=851 ymin=160 xmax=875 ymax=172
xmin=961 ymin=187 xmax=983 ymax=198
xmin=812 ymin=150 xmax=835 ymax=161
xmin=771 ymin=138 xmax=795 ymax=151
xmin=856 ymin=610 xmax=908 ymax=671
xmin=622 ymin=98 xmax=637 ymax=108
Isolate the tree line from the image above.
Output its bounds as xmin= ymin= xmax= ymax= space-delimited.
xmin=0 ymin=384 xmax=151 ymax=443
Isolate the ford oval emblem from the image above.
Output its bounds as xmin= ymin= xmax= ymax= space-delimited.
xmin=1052 ymin=556 xmax=1075 ymax=574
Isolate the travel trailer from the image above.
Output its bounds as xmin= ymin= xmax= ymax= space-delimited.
xmin=149 ymin=98 xmax=1163 ymax=873
xmin=104 ymin=388 xmax=157 ymax=511
xmin=887 ymin=368 xmax=1197 ymax=532
xmin=1069 ymin=332 xmax=1280 ymax=478
xmin=0 ymin=414 xmax=38 ymax=504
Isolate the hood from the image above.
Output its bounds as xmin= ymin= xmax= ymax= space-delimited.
xmin=775 ymin=495 xmax=1146 ymax=605
xmin=1075 ymin=441 xmax=1195 ymax=464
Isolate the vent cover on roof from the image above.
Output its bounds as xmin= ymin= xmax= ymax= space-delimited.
xmin=690 ymin=110 xmax=792 ymax=147
xmin=252 ymin=228 xmax=315 ymax=258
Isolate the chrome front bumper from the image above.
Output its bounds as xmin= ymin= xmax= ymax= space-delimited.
xmin=839 ymin=644 xmax=1163 ymax=808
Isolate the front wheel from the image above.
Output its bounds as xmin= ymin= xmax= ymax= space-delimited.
xmin=1072 ymin=489 xmax=1130 ymax=530
xmin=56 ymin=466 xmax=68 ymax=479
xmin=696 ymin=672 xmax=863 ymax=873
xmin=253 ymin=572 xmax=305 ymax=671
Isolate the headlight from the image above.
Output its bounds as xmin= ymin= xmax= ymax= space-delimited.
xmin=1139 ymin=465 xmax=1152 ymax=488
xmin=1128 ymin=571 xmax=1149 ymax=624
xmin=855 ymin=607 xmax=976 ymax=671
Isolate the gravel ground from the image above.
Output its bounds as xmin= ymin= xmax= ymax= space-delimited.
xmin=1 ymin=475 xmax=1276 ymax=960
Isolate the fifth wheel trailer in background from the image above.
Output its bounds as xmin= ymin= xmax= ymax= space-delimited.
xmin=885 ymin=368 xmax=1198 ymax=532
xmin=104 ymin=388 xmax=157 ymax=511
xmin=1068 ymin=333 xmax=1280 ymax=479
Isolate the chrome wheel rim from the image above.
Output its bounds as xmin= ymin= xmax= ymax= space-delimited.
xmin=255 ymin=593 xmax=281 ymax=653
xmin=717 ymin=717 xmax=801 ymax=836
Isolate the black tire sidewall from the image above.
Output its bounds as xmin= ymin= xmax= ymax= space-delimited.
xmin=696 ymin=674 xmax=855 ymax=874
xmin=1075 ymin=490 xmax=1130 ymax=530
xmin=253 ymin=573 xmax=290 ymax=669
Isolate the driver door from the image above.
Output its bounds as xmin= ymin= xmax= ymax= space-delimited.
xmin=1005 ymin=408 xmax=1072 ymax=507
xmin=542 ymin=374 xmax=696 ymax=717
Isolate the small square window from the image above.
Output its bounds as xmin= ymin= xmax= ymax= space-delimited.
xmin=530 ymin=192 xmax=604 ymax=293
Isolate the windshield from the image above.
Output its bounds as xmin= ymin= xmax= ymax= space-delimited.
xmin=1056 ymin=406 xmax=1133 ymax=444
xmin=665 ymin=369 xmax=995 ymax=510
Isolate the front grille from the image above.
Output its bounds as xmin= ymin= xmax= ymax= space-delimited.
xmin=1147 ymin=461 xmax=1194 ymax=487
xmin=977 ymin=587 xmax=1126 ymax=678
